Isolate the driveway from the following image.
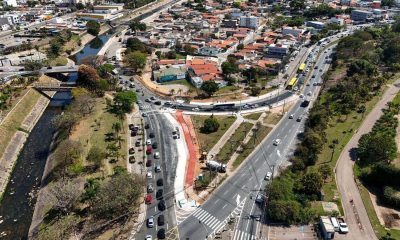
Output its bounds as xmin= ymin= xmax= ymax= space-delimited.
xmin=336 ymin=80 xmax=400 ymax=240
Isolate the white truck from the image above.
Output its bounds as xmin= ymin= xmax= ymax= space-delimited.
xmin=206 ymin=160 xmax=226 ymax=173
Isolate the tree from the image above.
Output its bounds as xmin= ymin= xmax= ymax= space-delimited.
xmin=201 ymin=81 xmax=219 ymax=97
xmin=114 ymin=90 xmax=137 ymax=113
xmin=52 ymin=112 xmax=79 ymax=134
xmin=382 ymin=0 xmax=396 ymax=7
xmin=237 ymin=43 xmax=244 ymax=50
xmin=201 ymin=115 xmax=220 ymax=133
xmin=184 ymin=45 xmax=196 ymax=54
xmin=358 ymin=132 xmax=397 ymax=165
xmin=319 ymin=164 xmax=332 ymax=183
xmin=221 ymin=61 xmax=239 ymax=77
xmin=97 ymin=63 xmax=115 ymax=78
xmin=124 ymin=51 xmax=147 ymax=73
xmin=87 ymin=146 xmax=106 ymax=169
xmin=129 ymin=20 xmax=146 ymax=35
xmin=77 ymin=64 xmax=101 ymax=92
xmin=112 ymin=122 xmax=122 ymax=137
xmin=268 ymin=200 xmax=301 ymax=224
xmin=86 ymin=20 xmax=100 ymax=36
xmin=91 ymin=173 xmax=144 ymax=219
xmin=300 ymin=171 xmax=323 ymax=195
xmin=290 ymin=0 xmax=305 ymax=11
xmin=73 ymin=95 xmax=95 ymax=116
xmin=165 ymin=50 xmax=177 ymax=59
xmin=46 ymin=179 xmax=82 ymax=215
xmin=126 ymin=37 xmax=151 ymax=54
xmin=347 ymin=59 xmax=377 ymax=76
xmin=250 ymin=86 xmax=261 ymax=96
xmin=49 ymin=41 xmax=62 ymax=57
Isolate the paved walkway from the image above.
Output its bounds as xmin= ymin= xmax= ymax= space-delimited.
xmin=336 ymin=80 xmax=400 ymax=240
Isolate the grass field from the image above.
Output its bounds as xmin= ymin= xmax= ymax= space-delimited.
xmin=233 ymin=125 xmax=272 ymax=168
xmin=263 ymin=112 xmax=282 ymax=125
xmin=70 ymin=98 xmax=127 ymax=176
xmin=244 ymin=112 xmax=262 ymax=121
xmin=48 ymin=56 xmax=68 ymax=66
xmin=0 ymin=90 xmax=41 ymax=157
xmin=215 ymin=122 xmax=253 ymax=164
xmin=190 ymin=115 xmax=236 ymax=153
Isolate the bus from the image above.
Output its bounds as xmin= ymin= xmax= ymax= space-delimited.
xmin=286 ymin=77 xmax=298 ymax=90
xmin=298 ymin=63 xmax=306 ymax=73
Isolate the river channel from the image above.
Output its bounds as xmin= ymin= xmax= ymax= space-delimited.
xmin=0 ymin=31 xmax=111 ymax=239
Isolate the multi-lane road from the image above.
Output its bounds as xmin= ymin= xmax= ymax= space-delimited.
xmin=177 ymin=41 xmax=335 ymax=240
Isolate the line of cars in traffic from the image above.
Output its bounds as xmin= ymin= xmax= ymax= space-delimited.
xmin=143 ymin=123 xmax=167 ymax=240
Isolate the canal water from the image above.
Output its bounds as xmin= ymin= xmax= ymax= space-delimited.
xmin=0 ymin=73 xmax=76 ymax=239
xmin=71 ymin=33 xmax=112 ymax=64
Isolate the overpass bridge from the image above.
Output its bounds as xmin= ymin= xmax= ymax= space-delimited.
xmin=32 ymin=82 xmax=76 ymax=99
xmin=0 ymin=65 xmax=79 ymax=83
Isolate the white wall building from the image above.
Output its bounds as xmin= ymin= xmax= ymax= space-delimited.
xmin=239 ymin=16 xmax=259 ymax=29
xmin=3 ymin=0 xmax=18 ymax=7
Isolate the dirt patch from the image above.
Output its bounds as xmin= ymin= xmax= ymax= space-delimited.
xmin=369 ymin=189 xmax=400 ymax=229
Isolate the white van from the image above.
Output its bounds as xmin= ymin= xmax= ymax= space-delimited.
xmin=330 ymin=217 xmax=340 ymax=232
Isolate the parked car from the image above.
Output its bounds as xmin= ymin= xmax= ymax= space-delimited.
xmin=158 ymin=200 xmax=166 ymax=211
xmin=149 ymin=132 xmax=155 ymax=138
xmin=157 ymin=229 xmax=165 ymax=239
xmin=129 ymin=156 xmax=135 ymax=163
xmin=146 ymin=146 xmax=152 ymax=154
xmin=135 ymin=140 xmax=141 ymax=147
xmin=147 ymin=216 xmax=154 ymax=228
xmin=145 ymin=123 xmax=150 ymax=129
xmin=145 ymin=194 xmax=152 ymax=204
xmin=156 ymin=189 xmax=163 ymax=200
xmin=146 ymin=159 xmax=152 ymax=167
xmin=146 ymin=139 xmax=152 ymax=145
xmin=147 ymin=171 xmax=152 ymax=179
xmin=264 ymin=172 xmax=272 ymax=181
xmin=155 ymin=165 xmax=161 ymax=173
xmin=147 ymin=183 xmax=154 ymax=193
xmin=154 ymin=152 xmax=160 ymax=159
xmin=158 ymin=215 xmax=165 ymax=226
xmin=129 ymin=147 xmax=135 ymax=154
xmin=157 ymin=178 xmax=164 ymax=186
xmin=152 ymin=142 xmax=158 ymax=149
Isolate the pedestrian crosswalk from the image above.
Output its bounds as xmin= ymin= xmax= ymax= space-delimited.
xmin=192 ymin=207 xmax=227 ymax=233
xmin=232 ymin=229 xmax=256 ymax=240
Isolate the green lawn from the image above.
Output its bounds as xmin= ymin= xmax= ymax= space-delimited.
xmin=48 ymin=56 xmax=68 ymax=66
xmin=244 ymin=112 xmax=263 ymax=121
xmin=215 ymin=122 xmax=253 ymax=164
xmin=233 ymin=125 xmax=272 ymax=168
xmin=191 ymin=115 xmax=236 ymax=153
xmin=215 ymin=85 xmax=240 ymax=95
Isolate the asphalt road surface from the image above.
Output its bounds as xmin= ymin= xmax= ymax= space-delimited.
xmin=120 ymin=76 xmax=179 ymax=240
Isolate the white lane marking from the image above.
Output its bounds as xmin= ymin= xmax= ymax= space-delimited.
xmin=277 ymin=150 xmax=281 ymax=158
xmin=236 ymin=194 xmax=241 ymax=205
xmin=222 ymin=204 xmax=227 ymax=209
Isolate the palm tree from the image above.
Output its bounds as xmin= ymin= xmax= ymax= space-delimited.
xmin=169 ymin=89 xmax=176 ymax=96
xmin=177 ymin=88 xmax=183 ymax=96
xmin=115 ymin=135 xmax=125 ymax=148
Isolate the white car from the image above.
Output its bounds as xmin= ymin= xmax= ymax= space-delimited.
xmin=299 ymin=94 xmax=304 ymax=98
xmin=307 ymin=91 xmax=312 ymax=96
xmin=154 ymin=152 xmax=160 ymax=159
xmin=147 ymin=216 xmax=154 ymax=228
xmin=339 ymin=222 xmax=349 ymax=233
xmin=146 ymin=139 xmax=152 ymax=145
xmin=264 ymin=172 xmax=272 ymax=181
xmin=273 ymin=139 xmax=281 ymax=146
xmin=289 ymin=114 xmax=294 ymax=119
xmin=192 ymin=107 xmax=200 ymax=111
xmin=146 ymin=171 xmax=152 ymax=179
xmin=145 ymin=235 xmax=152 ymax=240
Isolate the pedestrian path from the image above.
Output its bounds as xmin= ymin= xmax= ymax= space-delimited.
xmin=232 ymin=229 xmax=256 ymax=240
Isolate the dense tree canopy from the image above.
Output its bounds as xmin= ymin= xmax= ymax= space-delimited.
xmin=201 ymin=81 xmax=219 ymax=96
xmin=86 ymin=20 xmax=101 ymax=36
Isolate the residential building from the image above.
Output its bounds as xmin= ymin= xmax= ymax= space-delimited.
xmin=282 ymin=27 xmax=304 ymax=38
xmin=350 ymin=10 xmax=373 ymax=23
xmin=330 ymin=17 xmax=344 ymax=25
xmin=3 ymin=0 xmax=17 ymax=7
xmin=266 ymin=43 xmax=289 ymax=59
xmin=187 ymin=58 xmax=221 ymax=88
xmin=239 ymin=15 xmax=259 ymax=29
xmin=198 ymin=46 xmax=222 ymax=56
xmin=0 ymin=18 xmax=11 ymax=31
xmin=306 ymin=21 xmax=325 ymax=29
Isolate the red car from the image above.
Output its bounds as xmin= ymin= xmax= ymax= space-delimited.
xmin=146 ymin=146 xmax=152 ymax=154
xmin=145 ymin=194 xmax=152 ymax=204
